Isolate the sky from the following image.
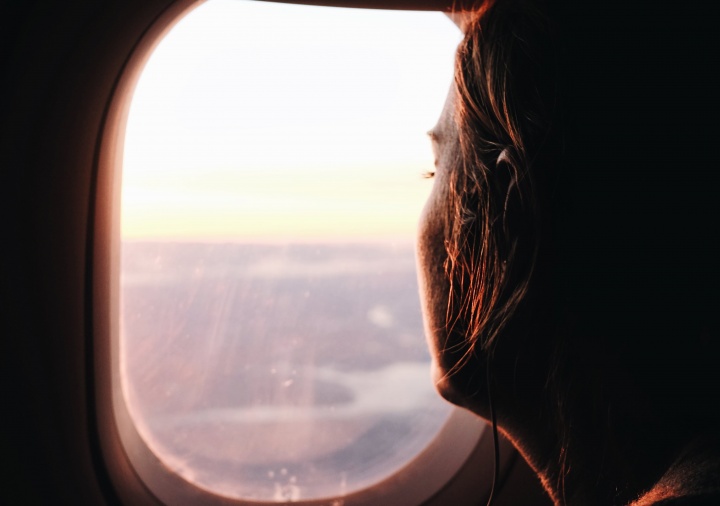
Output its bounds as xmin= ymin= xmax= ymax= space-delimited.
xmin=121 ymin=0 xmax=462 ymax=241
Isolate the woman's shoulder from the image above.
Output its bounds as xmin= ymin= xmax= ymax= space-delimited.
xmin=652 ymin=495 xmax=720 ymax=506
xmin=641 ymin=435 xmax=720 ymax=506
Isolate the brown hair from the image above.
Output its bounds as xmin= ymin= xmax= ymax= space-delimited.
xmin=444 ymin=0 xmax=556 ymax=361
xmin=446 ymin=2 xmax=720 ymax=501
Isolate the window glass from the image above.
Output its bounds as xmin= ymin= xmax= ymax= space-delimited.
xmin=121 ymin=0 xmax=462 ymax=501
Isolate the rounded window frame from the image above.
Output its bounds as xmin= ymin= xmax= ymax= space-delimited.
xmin=93 ymin=1 xmax=496 ymax=504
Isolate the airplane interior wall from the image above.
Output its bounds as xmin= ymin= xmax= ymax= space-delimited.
xmin=1 ymin=1 xmax=182 ymax=503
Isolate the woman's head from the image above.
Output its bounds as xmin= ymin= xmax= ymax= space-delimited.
xmin=417 ymin=0 xmax=558 ymax=410
xmin=418 ymin=0 xmax=720 ymax=502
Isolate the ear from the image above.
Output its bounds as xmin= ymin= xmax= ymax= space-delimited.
xmin=494 ymin=147 xmax=525 ymax=218
xmin=496 ymin=147 xmax=512 ymax=166
xmin=496 ymin=148 xmax=519 ymax=183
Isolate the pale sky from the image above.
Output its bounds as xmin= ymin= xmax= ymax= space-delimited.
xmin=122 ymin=0 xmax=461 ymax=241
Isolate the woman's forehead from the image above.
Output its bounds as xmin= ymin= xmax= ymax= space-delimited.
xmin=432 ymin=84 xmax=457 ymax=141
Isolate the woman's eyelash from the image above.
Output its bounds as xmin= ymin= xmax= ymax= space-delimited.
xmin=422 ymin=170 xmax=436 ymax=179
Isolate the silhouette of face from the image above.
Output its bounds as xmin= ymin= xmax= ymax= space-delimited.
xmin=416 ymin=86 xmax=467 ymax=407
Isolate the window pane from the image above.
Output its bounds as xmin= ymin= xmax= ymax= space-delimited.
xmin=121 ymin=0 xmax=461 ymax=501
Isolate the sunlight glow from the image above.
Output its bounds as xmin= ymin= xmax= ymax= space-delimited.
xmin=122 ymin=0 xmax=461 ymax=240
xmin=119 ymin=3 xmax=466 ymax=501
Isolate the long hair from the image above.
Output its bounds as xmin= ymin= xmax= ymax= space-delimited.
xmin=445 ymin=2 xmax=570 ymax=499
xmin=448 ymin=1 xmax=720 ymax=502
xmin=445 ymin=0 xmax=557 ymax=364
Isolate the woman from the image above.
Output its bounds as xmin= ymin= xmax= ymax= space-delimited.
xmin=417 ymin=0 xmax=720 ymax=504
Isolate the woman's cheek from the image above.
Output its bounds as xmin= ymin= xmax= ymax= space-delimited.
xmin=416 ymin=187 xmax=452 ymax=383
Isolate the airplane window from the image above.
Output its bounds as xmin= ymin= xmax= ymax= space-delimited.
xmin=121 ymin=0 xmax=462 ymax=501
